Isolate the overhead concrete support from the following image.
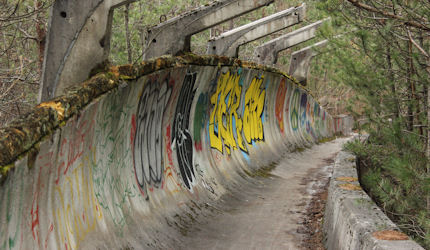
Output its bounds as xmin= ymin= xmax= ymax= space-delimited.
xmin=253 ymin=19 xmax=327 ymax=65
xmin=38 ymin=0 xmax=136 ymax=102
xmin=143 ymin=0 xmax=274 ymax=60
xmin=206 ymin=4 xmax=305 ymax=57
xmin=288 ymin=39 xmax=327 ymax=85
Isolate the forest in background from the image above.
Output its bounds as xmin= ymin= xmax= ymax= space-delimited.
xmin=0 ymin=0 xmax=350 ymax=128
xmin=1 ymin=0 xmax=429 ymax=248
xmin=323 ymin=0 xmax=430 ymax=247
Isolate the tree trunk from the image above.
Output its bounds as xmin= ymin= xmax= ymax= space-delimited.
xmin=386 ymin=47 xmax=399 ymax=119
xmin=124 ymin=3 xmax=132 ymax=64
xmin=425 ymin=52 xmax=430 ymax=210
xmin=427 ymin=81 xmax=430 ymax=210
xmin=407 ymin=40 xmax=415 ymax=131
xmin=34 ymin=0 xmax=46 ymax=72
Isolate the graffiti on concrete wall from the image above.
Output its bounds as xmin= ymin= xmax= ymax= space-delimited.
xmin=172 ymin=72 xmax=197 ymax=189
xmin=164 ymin=125 xmax=183 ymax=194
xmin=0 ymin=164 xmax=24 ymax=250
xmin=133 ymin=76 xmax=172 ymax=197
xmin=209 ymin=70 xmax=245 ymax=154
xmin=93 ymin=91 xmax=137 ymax=233
xmin=312 ymin=103 xmax=321 ymax=138
xmin=0 ymin=60 xmax=335 ymax=250
xmin=54 ymin=149 xmax=103 ymax=250
xmin=31 ymin=152 xmax=53 ymax=250
xmin=193 ymin=93 xmax=209 ymax=151
xmin=275 ymin=79 xmax=287 ymax=134
xmin=243 ymin=75 xmax=266 ymax=145
xmin=25 ymin=110 xmax=103 ymax=250
xmin=300 ymin=93 xmax=308 ymax=130
xmin=290 ymin=88 xmax=300 ymax=131
xmin=209 ymin=69 xmax=266 ymax=155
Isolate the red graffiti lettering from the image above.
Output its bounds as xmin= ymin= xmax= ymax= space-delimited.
xmin=275 ymin=79 xmax=287 ymax=134
xmin=166 ymin=125 xmax=174 ymax=167
xmin=55 ymin=118 xmax=95 ymax=184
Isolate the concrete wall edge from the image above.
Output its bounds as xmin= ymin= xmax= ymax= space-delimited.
xmin=323 ymin=144 xmax=424 ymax=250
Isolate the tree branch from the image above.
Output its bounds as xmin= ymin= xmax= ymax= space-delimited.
xmin=347 ymin=0 xmax=430 ymax=31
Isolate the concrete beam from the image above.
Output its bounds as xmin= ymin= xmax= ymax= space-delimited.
xmin=288 ymin=39 xmax=327 ymax=85
xmin=143 ymin=0 xmax=274 ymax=60
xmin=39 ymin=0 xmax=136 ymax=102
xmin=207 ymin=4 xmax=305 ymax=57
xmin=253 ymin=18 xmax=328 ymax=65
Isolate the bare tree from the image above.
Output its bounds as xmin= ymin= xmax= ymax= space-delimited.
xmin=0 ymin=0 xmax=51 ymax=126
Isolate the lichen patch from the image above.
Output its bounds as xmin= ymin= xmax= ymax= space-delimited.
xmin=38 ymin=101 xmax=65 ymax=120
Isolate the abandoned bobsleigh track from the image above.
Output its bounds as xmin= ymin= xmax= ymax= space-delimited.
xmin=0 ymin=55 xmax=335 ymax=249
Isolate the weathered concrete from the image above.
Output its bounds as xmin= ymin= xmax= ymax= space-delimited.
xmin=206 ymin=5 xmax=305 ymax=57
xmin=0 ymin=54 xmax=333 ymax=249
xmin=323 ymin=148 xmax=424 ymax=250
xmin=39 ymin=0 xmax=136 ymax=102
xmin=143 ymin=0 xmax=274 ymax=60
xmin=181 ymin=137 xmax=348 ymax=249
xmin=288 ymin=39 xmax=327 ymax=85
xmin=253 ymin=19 xmax=327 ymax=65
xmin=334 ymin=114 xmax=354 ymax=136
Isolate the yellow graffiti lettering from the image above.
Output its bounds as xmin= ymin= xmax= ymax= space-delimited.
xmin=53 ymin=149 xmax=102 ymax=249
xmin=209 ymin=71 xmax=246 ymax=154
xmin=243 ymin=76 xmax=265 ymax=144
xmin=209 ymin=71 xmax=266 ymax=154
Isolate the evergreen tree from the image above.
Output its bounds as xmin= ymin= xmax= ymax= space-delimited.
xmin=319 ymin=0 xmax=430 ymax=246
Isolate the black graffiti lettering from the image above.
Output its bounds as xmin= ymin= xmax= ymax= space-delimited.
xmin=133 ymin=78 xmax=172 ymax=196
xmin=173 ymin=72 xmax=197 ymax=189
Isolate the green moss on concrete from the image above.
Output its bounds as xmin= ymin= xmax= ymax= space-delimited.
xmin=292 ymin=147 xmax=306 ymax=153
xmin=244 ymin=162 xmax=277 ymax=178
xmin=0 ymin=54 xmax=332 ymax=183
xmin=0 ymin=164 xmax=13 ymax=181
xmin=318 ymin=136 xmax=337 ymax=144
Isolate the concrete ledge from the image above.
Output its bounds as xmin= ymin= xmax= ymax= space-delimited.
xmin=323 ymin=149 xmax=424 ymax=250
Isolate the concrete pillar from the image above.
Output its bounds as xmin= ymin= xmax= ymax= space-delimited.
xmin=143 ymin=0 xmax=274 ymax=60
xmin=39 ymin=0 xmax=136 ymax=102
xmin=288 ymin=39 xmax=328 ymax=85
xmin=207 ymin=4 xmax=305 ymax=57
xmin=253 ymin=19 xmax=328 ymax=65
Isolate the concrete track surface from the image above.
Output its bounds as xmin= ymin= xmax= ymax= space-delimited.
xmin=180 ymin=137 xmax=349 ymax=250
xmin=0 ymin=56 xmax=338 ymax=249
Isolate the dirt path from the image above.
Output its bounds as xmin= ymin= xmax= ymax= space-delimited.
xmin=180 ymin=137 xmax=350 ymax=250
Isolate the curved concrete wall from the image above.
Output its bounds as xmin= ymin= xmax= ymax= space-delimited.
xmin=0 ymin=55 xmax=333 ymax=249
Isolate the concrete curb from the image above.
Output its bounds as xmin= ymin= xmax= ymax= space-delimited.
xmin=323 ymin=149 xmax=424 ymax=250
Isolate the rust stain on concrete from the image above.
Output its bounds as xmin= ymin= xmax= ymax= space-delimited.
xmin=338 ymin=183 xmax=361 ymax=191
xmin=372 ymin=230 xmax=409 ymax=241
xmin=336 ymin=176 xmax=358 ymax=182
